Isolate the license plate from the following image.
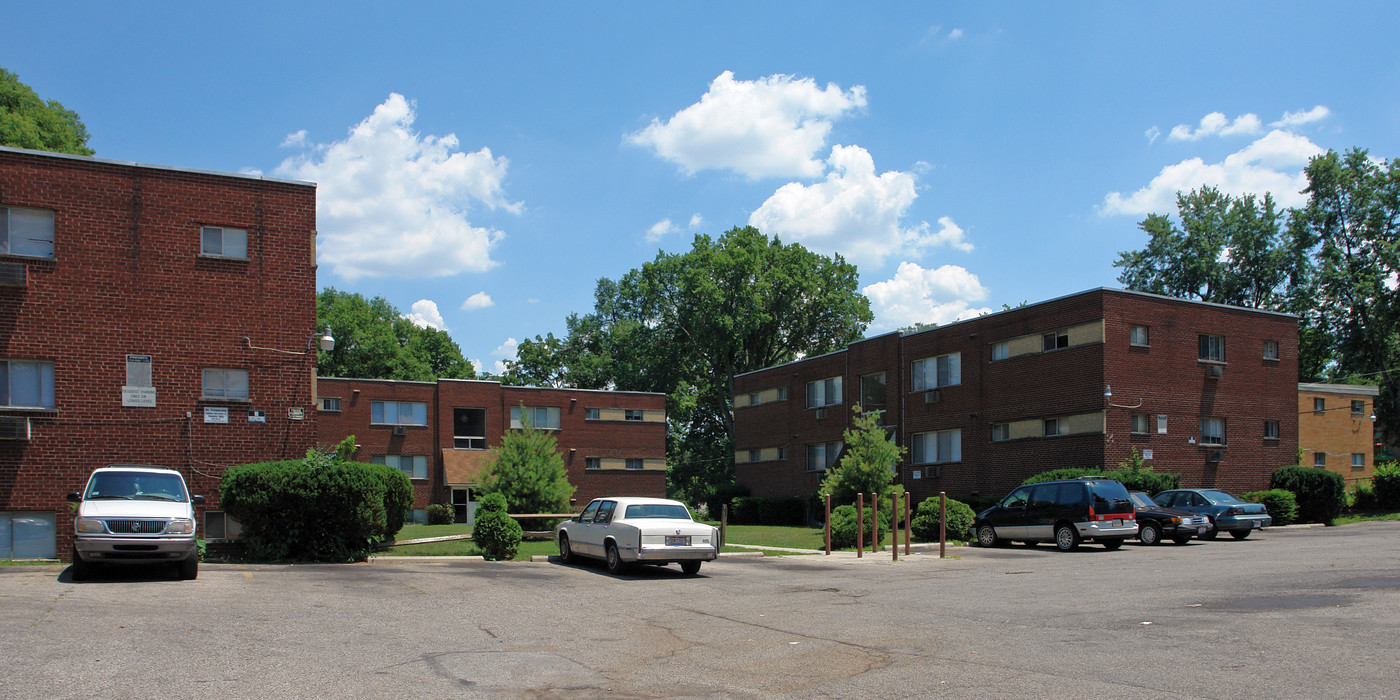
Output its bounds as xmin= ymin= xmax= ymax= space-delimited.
xmin=665 ymin=535 xmax=690 ymax=546
xmin=1198 ymin=526 xmax=1209 ymax=534
xmin=1113 ymin=519 xmax=1122 ymax=527
xmin=1252 ymin=520 xmax=1262 ymax=529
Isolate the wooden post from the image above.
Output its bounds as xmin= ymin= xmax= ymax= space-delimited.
xmin=721 ymin=503 xmax=728 ymax=549
xmin=824 ymin=493 xmax=831 ymax=555
xmin=892 ymin=492 xmax=898 ymax=561
xmin=904 ymin=492 xmax=912 ymax=556
xmin=872 ymin=494 xmax=879 ymax=553
xmin=856 ymin=493 xmax=863 ymax=558
xmin=939 ymin=492 xmax=947 ymax=559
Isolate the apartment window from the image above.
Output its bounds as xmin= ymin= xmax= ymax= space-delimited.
xmin=991 ymin=342 xmax=1009 ymax=361
xmin=1157 ymin=415 xmax=1168 ymax=434
xmin=0 ymin=359 xmax=55 ymax=409
xmin=1199 ymin=417 xmax=1226 ymax=446
xmin=510 ymin=405 xmax=560 ymax=430
xmin=585 ymin=457 xmax=601 ymax=470
xmin=372 ymin=455 xmax=428 ymax=480
xmin=806 ymin=441 xmax=842 ymax=471
xmin=453 ymin=408 xmax=486 ymax=449
xmin=319 ymin=397 xmax=341 ymax=412
xmin=1352 ymin=454 xmax=1365 ymax=471
xmin=911 ymin=353 xmax=961 ymax=391
xmin=585 ymin=407 xmax=600 ymax=419
xmin=625 ymin=458 xmax=644 ymax=470
xmin=912 ymin=429 xmax=962 ymax=464
xmin=991 ymin=423 xmax=1010 ymax=442
xmin=1352 ymin=400 xmax=1366 ymax=416
xmin=1264 ymin=420 xmax=1280 ymax=440
xmin=1131 ymin=414 xmax=1150 ymax=434
xmin=1314 ymin=453 xmax=1326 ymax=468
xmin=1313 ymin=398 xmax=1325 ymax=413
xmin=1198 ymin=334 xmax=1225 ymax=362
xmin=1263 ymin=340 xmax=1279 ymax=360
xmin=624 ymin=409 xmax=644 ymax=422
xmin=806 ymin=376 xmax=842 ymax=409
xmin=748 ymin=449 xmax=761 ymax=463
xmin=1042 ymin=331 xmax=1069 ymax=351
xmin=775 ymin=446 xmax=786 ymax=460
xmin=1043 ymin=418 xmax=1064 ymax=437
xmin=860 ymin=373 xmax=887 ymax=410
xmin=1130 ymin=325 xmax=1150 ymax=347
xmin=201 ymin=368 xmax=249 ymax=400
xmin=1 ymin=206 xmax=55 ymax=258
xmin=200 ymin=226 xmax=248 ymax=259
xmin=371 ymin=401 xmax=428 ymax=426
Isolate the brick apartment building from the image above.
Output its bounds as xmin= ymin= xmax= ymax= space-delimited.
xmin=0 ymin=146 xmax=319 ymax=560
xmin=314 ymin=377 xmax=667 ymax=523
xmin=733 ymin=288 xmax=1300 ymax=504
xmin=1298 ymin=383 xmax=1380 ymax=485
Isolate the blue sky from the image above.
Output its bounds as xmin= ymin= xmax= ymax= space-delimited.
xmin=7 ymin=3 xmax=1399 ymax=374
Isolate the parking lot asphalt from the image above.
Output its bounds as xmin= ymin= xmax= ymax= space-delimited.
xmin=3 ymin=521 xmax=1398 ymax=699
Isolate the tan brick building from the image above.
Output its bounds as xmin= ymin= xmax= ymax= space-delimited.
xmin=1298 ymin=383 xmax=1380 ymax=485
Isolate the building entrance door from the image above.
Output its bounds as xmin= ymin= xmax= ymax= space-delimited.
xmin=451 ymin=488 xmax=477 ymax=525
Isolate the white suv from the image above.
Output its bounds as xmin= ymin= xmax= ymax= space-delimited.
xmin=67 ymin=465 xmax=204 ymax=580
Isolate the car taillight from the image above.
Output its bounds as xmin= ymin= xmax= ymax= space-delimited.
xmin=1225 ymin=507 xmax=1241 ymax=516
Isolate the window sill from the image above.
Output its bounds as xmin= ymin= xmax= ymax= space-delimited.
xmin=1197 ymin=360 xmax=1227 ymax=366
xmin=371 ymin=423 xmax=426 ymax=428
xmin=197 ymin=253 xmax=249 ymax=262
xmin=0 ymin=406 xmax=58 ymax=414
xmin=198 ymin=397 xmax=251 ymax=404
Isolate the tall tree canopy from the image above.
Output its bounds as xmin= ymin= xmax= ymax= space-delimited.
xmin=0 ymin=68 xmax=94 ymax=155
xmin=316 ymin=288 xmax=476 ymax=381
xmin=506 ymin=226 xmax=873 ymax=503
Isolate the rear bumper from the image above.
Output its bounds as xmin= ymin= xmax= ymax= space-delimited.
xmin=630 ymin=546 xmax=719 ymax=564
xmin=74 ymin=536 xmax=197 ymax=564
xmin=1214 ymin=514 xmax=1272 ymax=532
xmin=1077 ymin=521 xmax=1138 ymax=539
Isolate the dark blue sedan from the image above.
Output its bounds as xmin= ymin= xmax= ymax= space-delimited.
xmin=1152 ymin=489 xmax=1271 ymax=540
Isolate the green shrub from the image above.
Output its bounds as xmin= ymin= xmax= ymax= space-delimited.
xmin=472 ymin=492 xmax=522 ymax=561
xmin=1372 ymin=462 xmax=1400 ymax=509
xmin=729 ymin=496 xmax=806 ymax=526
xmin=1022 ymin=467 xmax=1180 ymax=495
xmin=828 ymin=503 xmax=892 ymax=549
xmin=220 ymin=455 xmax=407 ymax=562
xmin=1350 ymin=481 xmax=1380 ymax=511
xmin=1270 ymin=466 xmax=1345 ymax=524
xmin=1242 ymin=489 xmax=1298 ymax=526
xmin=426 ymin=503 xmax=455 ymax=525
xmin=910 ymin=496 xmax=975 ymax=542
xmin=705 ymin=483 xmax=751 ymax=522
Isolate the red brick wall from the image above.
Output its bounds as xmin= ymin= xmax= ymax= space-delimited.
xmin=0 ymin=149 xmax=318 ymax=557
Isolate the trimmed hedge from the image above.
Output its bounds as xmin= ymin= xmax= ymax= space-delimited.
xmin=729 ymin=496 xmax=806 ymax=526
xmin=1372 ymin=462 xmax=1400 ymax=509
xmin=220 ymin=456 xmax=411 ymax=562
xmin=1022 ymin=467 xmax=1180 ymax=495
xmin=1242 ymin=489 xmax=1298 ymax=526
xmin=829 ymin=504 xmax=892 ymax=549
xmin=705 ymin=483 xmax=751 ymax=522
xmin=910 ymin=497 xmax=975 ymax=542
xmin=426 ymin=503 xmax=455 ymax=525
xmin=472 ymin=492 xmax=522 ymax=560
xmin=1270 ymin=466 xmax=1345 ymax=524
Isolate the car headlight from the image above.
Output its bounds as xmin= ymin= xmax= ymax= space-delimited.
xmin=75 ymin=518 xmax=107 ymax=534
xmin=165 ymin=519 xmax=195 ymax=535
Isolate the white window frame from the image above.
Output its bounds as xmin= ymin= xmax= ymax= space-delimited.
xmin=1313 ymin=398 xmax=1325 ymax=413
xmin=1198 ymin=334 xmax=1225 ymax=362
xmin=1264 ymin=420 xmax=1279 ymax=440
xmin=319 ymin=397 xmax=342 ymax=412
xmin=1352 ymin=400 xmax=1365 ymax=416
xmin=372 ymin=454 xmax=429 ymax=480
xmin=1 ymin=206 xmax=56 ymax=259
xmin=1042 ymin=331 xmax=1069 ymax=352
xmin=200 ymin=225 xmax=248 ymax=259
xmin=1352 ymin=453 xmax=1365 ymax=470
xmin=1130 ymin=325 xmax=1150 ymax=347
xmin=624 ymin=409 xmax=644 ymax=422
xmin=1199 ymin=417 xmax=1226 ymax=446
xmin=1131 ymin=414 xmax=1150 ymax=434
xmin=990 ymin=423 xmax=1010 ymax=442
xmin=1043 ymin=418 xmax=1064 ymax=437
xmin=625 ymin=458 xmax=644 ymax=470
xmin=1314 ymin=453 xmax=1326 ymax=468
xmin=806 ymin=441 xmax=842 ymax=471
xmin=911 ymin=353 xmax=961 ymax=391
xmin=584 ymin=407 xmax=600 ymax=420
xmin=371 ymin=400 xmax=428 ymax=426
xmin=912 ymin=429 xmax=962 ymax=465
xmin=510 ymin=405 xmax=561 ymax=430
xmin=0 ymin=359 xmax=55 ymax=409
xmin=201 ymin=368 xmax=249 ymax=400
xmin=585 ymin=457 xmax=601 ymax=470
xmin=991 ymin=342 xmax=1009 ymax=361
xmin=806 ymin=376 xmax=842 ymax=409
xmin=1263 ymin=340 xmax=1279 ymax=360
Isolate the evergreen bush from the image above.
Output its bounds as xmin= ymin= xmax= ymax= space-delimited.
xmin=705 ymin=483 xmax=751 ymax=523
xmin=828 ymin=503 xmax=892 ymax=549
xmin=910 ymin=497 xmax=976 ymax=541
xmin=472 ymin=492 xmax=522 ymax=561
xmin=1270 ymin=466 xmax=1345 ymax=524
xmin=426 ymin=503 xmax=455 ymax=525
xmin=1242 ymin=489 xmax=1298 ymax=526
xmin=1372 ymin=462 xmax=1400 ymax=509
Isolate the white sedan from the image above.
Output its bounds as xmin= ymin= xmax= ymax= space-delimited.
xmin=556 ymin=497 xmax=719 ymax=575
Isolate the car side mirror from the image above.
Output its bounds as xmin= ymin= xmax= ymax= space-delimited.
xmin=192 ymin=495 xmax=205 ymax=505
xmin=66 ymin=492 xmax=81 ymax=503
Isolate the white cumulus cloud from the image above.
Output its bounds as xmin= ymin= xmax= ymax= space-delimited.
xmin=1100 ymin=129 xmax=1324 ymax=216
xmin=748 ymin=145 xmax=970 ymax=269
xmin=627 ymin=71 xmax=867 ymax=179
xmin=403 ymin=299 xmax=447 ymax=330
xmin=1272 ymin=105 xmax=1330 ymax=129
xmin=863 ymin=262 xmax=991 ymax=332
xmin=461 ymin=292 xmax=494 ymax=311
xmin=491 ymin=337 xmax=518 ymax=375
xmin=1167 ymin=112 xmax=1263 ymax=142
xmin=274 ymin=93 xmax=521 ymax=280
xmin=645 ymin=213 xmax=704 ymax=242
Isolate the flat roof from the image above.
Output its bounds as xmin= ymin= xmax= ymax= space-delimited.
xmin=1299 ymin=382 xmax=1380 ymax=396
xmin=318 ymin=375 xmax=664 ymax=396
xmin=0 ymin=145 xmax=315 ymax=188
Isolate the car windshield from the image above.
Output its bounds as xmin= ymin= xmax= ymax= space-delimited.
xmin=1129 ymin=492 xmax=1155 ymax=509
xmin=84 ymin=471 xmax=188 ymax=501
xmin=1200 ymin=490 xmax=1244 ymax=505
xmin=623 ymin=504 xmax=691 ymax=520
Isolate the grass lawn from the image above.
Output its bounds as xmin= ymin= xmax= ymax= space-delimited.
xmin=715 ymin=523 xmax=964 ymax=552
xmin=1334 ymin=510 xmax=1400 ymax=525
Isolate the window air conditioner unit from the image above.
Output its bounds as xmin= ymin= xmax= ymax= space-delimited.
xmin=1206 ymin=365 xmax=1223 ymax=379
xmin=0 ymin=262 xmax=26 ymax=287
xmin=0 ymin=416 xmax=30 ymax=440
xmin=393 ymin=425 xmax=407 ymax=436
xmin=1207 ymin=449 xmax=1224 ymax=462
xmin=924 ymin=389 xmax=941 ymax=404
xmin=814 ymin=408 xmax=827 ymax=420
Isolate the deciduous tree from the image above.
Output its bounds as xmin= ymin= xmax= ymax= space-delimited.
xmin=0 ymin=68 xmax=93 ymax=155
xmin=316 ymin=288 xmax=475 ymax=381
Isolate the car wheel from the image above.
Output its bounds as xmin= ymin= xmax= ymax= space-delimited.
xmin=604 ymin=542 xmax=628 ymax=574
xmin=558 ymin=534 xmax=575 ymax=564
xmin=1100 ymin=538 xmax=1124 ymax=550
xmin=1230 ymin=529 xmax=1251 ymax=540
xmin=680 ymin=560 xmax=702 ymax=575
xmin=70 ymin=546 xmax=90 ymax=582
xmin=1054 ymin=523 xmax=1080 ymax=552
xmin=1139 ymin=522 xmax=1162 ymax=546
xmin=178 ymin=556 xmax=198 ymax=580
xmin=976 ymin=523 xmax=1001 ymax=548
xmin=1171 ymin=536 xmax=1194 ymax=545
